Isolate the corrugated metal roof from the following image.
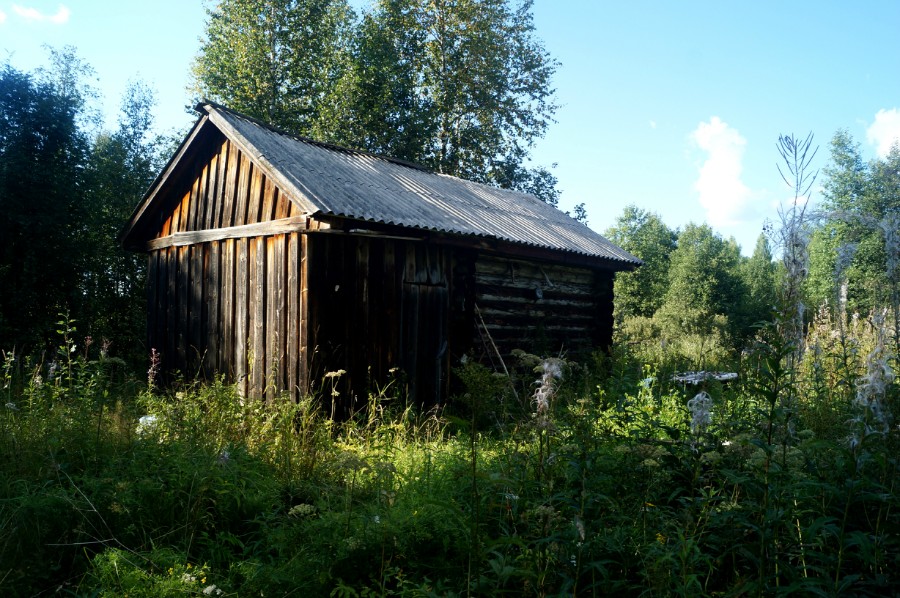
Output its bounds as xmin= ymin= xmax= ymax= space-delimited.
xmin=203 ymin=103 xmax=640 ymax=266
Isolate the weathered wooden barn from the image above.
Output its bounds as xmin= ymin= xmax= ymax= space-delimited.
xmin=121 ymin=102 xmax=640 ymax=407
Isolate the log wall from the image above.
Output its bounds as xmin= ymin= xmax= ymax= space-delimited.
xmin=472 ymin=254 xmax=613 ymax=362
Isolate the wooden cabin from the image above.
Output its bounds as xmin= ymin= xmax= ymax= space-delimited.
xmin=120 ymin=103 xmax=640 ymax=407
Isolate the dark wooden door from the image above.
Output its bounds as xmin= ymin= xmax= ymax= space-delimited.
xmin=400 ymin=244 xmax=450 ymax=406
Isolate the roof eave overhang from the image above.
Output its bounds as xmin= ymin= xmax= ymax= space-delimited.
xmin=119 ymin=103 xmax=324 ymax=253
xmin=201 ymin=104 xmax=325 ymax=216
xmin=312 ymin=214 xmax=642 ymax=272
xmin=119 ymin=112 xmax=211 ymax=251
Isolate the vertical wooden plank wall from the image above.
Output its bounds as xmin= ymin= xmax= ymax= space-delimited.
xmin=306 ymin=235 xmax=450 ymax=409
xmin=298 ymin=233 xmax=311 ymax=400
xmin=400 ymin=243 xmax=450 ymax=406
xmin=286 ymin=232 xmax=300 ymax=402
xmin=147 ymin=138 xmax=305 ymax=398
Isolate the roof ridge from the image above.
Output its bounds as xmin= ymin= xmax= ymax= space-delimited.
xmin=196 ymin=101 xmax=434 ymax=174
xmin=184 ymin=101 xmax=641 ymax=267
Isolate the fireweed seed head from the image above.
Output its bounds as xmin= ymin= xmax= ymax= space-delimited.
xmin=687 ymin=391 xmax=713 ymax=435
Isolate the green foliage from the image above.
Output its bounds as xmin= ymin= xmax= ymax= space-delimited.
xmin=3 ymin=309 xmax=898 ymax=596
xmin=452 ymin=360 xmax=515 ymax=430
xmin=0 ymin=60 xmax=90 ymax=351
xmin=661 ymin=223 xmax=745 ymax=333
xmin=86 ymin=550 xmax=218 ymax=597
xmin=605 ymin=205 xmax=677 ymax=320
xmin=192 ymin=0 xmax=354 ymax=135
xmin=739 ymin=234 xmax=778 ymax=327
xmin=346 ymin=0 xmax=560 ymax=200
xmin=619 ymin=311 xmax=734 ymax=371
xmin=810 ymin=130 xmax=900 ymax=317
xmin=0 ymin=53 xmax=163 ymax=366
xmin=609 ymin=210 xmax=776 ymax=365
xmin=640 ymin=222 xmax=753 ymax=366
xmin=192 ymin=0 xmax=562 ymax=205
xmin=81 ymin=81 xmax=166 ymax=364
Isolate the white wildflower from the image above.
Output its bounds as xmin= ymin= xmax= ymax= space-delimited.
xmin=136 ymin=414 xmax=158 ymax=436
xmin=533 ymin=358 xmax=563 ymax=418
xmin=574 ymin=515 xmax=585 ymax=542
xmin=288 ymin=503 xmax=316 ymax=518
xmin=687 ymin=391 xmax=713 ymax=435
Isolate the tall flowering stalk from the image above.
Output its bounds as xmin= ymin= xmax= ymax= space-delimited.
xmin=833 ymin=242 xmax=858 ymax=322
xmin=147 ymin=348 xmax=161 ymax=390
xmin=830 ymin=210 xmax=900 ymax=356
xmin=532 ymin=358 xmax=563 ymax=429
xmin=878 ymin=212 xmax=900 ymax=358
xmin=850 ymin=310 xmax=895 ymax=449
xmin=532 ymin=358 xmax=563 ymax=488
xmin=770 ymin=132 xmax=818 ymax=366
xmin=686 ymin=391 xmax=713 ymax=436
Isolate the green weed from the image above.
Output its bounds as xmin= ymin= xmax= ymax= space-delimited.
xmin=0 ymin=308 xmax=898 ymax=596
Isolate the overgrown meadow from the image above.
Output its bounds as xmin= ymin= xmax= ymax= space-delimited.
xmin=1 ymin=302 xmax=897 ymax=597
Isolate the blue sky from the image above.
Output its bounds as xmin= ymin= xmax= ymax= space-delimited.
xmin=2 ymin=1 xmax=899 ymax=255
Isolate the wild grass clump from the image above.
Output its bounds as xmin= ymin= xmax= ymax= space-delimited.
xmin=1 ymin=307 xmax=899 ymax=596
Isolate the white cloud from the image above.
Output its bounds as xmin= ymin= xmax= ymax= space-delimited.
xmin=867 ymin=108 xmax=900 ymax=158
xmin=690 ymin=116 xmax=751 ymax=228
xmin=11 ymin=4 xmax=70 ymax=24
xmin=0 ymin=10 xmax=7 ymax=24
xmin=649 ymin=120 xmax=657 ymax=129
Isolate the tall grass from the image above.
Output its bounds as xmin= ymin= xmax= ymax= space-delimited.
xmin=0 ymin=311 xmax=898 ymax=596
